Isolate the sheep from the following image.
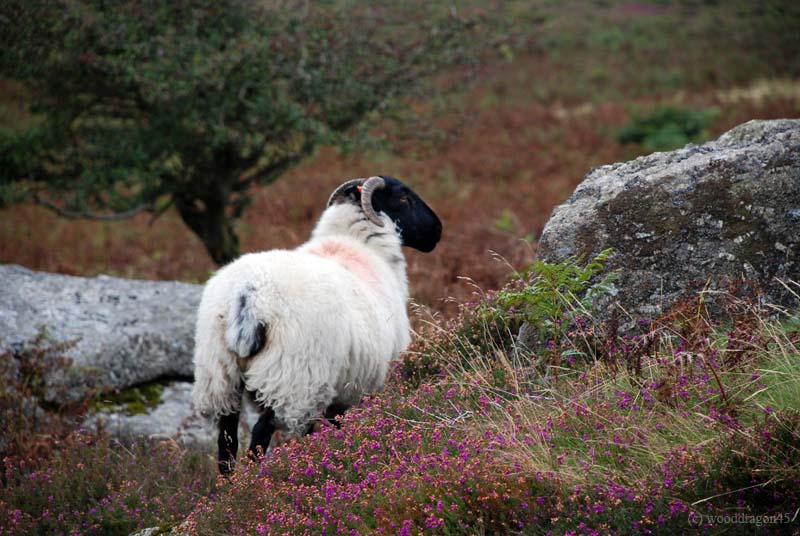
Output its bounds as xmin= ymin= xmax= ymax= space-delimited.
xmin=191 ymin=175 xmax=442 ymax=475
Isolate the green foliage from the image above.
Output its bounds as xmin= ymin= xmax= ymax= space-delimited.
xmin=403 ymin=251 xmax=617 ymax=384
xmin=493 ymin=209 xmax=517 ymax=233
xmin=496 ymin=249 xmax=616 ymax=346
xmin=92 ymin=382 xmax=165 ymax=416
xmin=750 ymin=319 xmax=800 ymax=415
xmin=472 ymin=249 xmax=616 ymax=359
xmin=0 ymin=0 xmax=481 ymax=264
xmin=617 ymin=106 xmax=720 ymax=151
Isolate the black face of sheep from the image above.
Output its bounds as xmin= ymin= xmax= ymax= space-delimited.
xmin=330 ymin=176 xmax=442 ymax=252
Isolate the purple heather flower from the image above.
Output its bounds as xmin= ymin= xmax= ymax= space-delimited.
xmin=425 ymin=514 xmax=444 ymax=529
xmin=398 ymin=519 xmax=413 ymax=536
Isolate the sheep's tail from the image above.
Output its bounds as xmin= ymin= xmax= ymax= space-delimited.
xmin=224 ymin=283 xmax=268 ymax=359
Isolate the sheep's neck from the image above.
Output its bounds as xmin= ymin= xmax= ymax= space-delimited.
xmin=306 ymin=238 xmax=379 ymax=286
xmin=310 ymin=204 xmax=408 ymax=289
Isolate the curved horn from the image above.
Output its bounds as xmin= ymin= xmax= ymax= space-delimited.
xmin=327 ymin=178 xmax=366 ymax=208
xmin=360 ymin=176 xmax=387 ymax=227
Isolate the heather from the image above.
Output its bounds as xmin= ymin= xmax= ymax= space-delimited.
xmin=3 ymin=262 xmax=797 ymax=535
xmin=1 ymin=1 xmax=799 ymax=534
xmin=0 ymin=434 xmax=215 ymax=535
xmin=180 ymin=275 xmax=800 ymax=535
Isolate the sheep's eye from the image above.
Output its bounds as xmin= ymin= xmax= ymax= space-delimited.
xmin=399 ymin=195 xmax=411 ymax=205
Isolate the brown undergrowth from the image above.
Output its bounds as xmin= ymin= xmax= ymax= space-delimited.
xmin=2 ymin=1 xmax=799 ymax=315
xmin=2 ymin=92 xmax=797 ymax=316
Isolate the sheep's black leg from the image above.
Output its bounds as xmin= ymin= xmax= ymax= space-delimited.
xmin=300 ymin=403 xmax=350 ymax=437
xmin=323 ymin=402 xmax=350 ymax=429
xmin=247 ymin=407 xmax=276 ymax=461
xmin=217 ymin=411 xmax=240 ymax=477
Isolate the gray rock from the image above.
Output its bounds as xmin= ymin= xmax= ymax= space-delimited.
xmin=537 ymin=119 xmax=800 ymax=318
xmin=85 ymin=380 xmax=259 ymax=449
xmin=0 ymin=264 xmax=260 ymax=450
xmin=0 ymin=264 xmax=201 ymax=403
xmin=84 ymin=381 xmax=211 ymax=447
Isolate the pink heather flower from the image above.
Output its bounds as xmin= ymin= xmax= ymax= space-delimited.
xmin=669 ymin=501 xmax=687 ymax=515
xmin=425 ymin=514 xmax=444 ymax=529
xmin=398 ymin=519 xmax=413 ymax=536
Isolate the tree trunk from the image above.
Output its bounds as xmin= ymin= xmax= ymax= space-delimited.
xmin=174 ymin=191 xmax=240 ymax=266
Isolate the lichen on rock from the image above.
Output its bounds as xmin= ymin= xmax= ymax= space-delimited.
xmin=537 ymin=119 xmax=800 ymax=319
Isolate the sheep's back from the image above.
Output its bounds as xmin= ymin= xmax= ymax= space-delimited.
xmin=212 ymin=249 xmax=408 ymax=425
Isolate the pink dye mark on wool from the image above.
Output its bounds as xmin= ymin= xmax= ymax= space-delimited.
xmin=307 ymin=239 xmax=378 ymax=285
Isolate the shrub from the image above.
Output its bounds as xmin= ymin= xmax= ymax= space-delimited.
xmin=183 ymin=393 xmax=558 ymax=535
xmin=0 ymin=331 xmax=80 ymax=465
xmin=0 ymin=433 xmax=215 ymax=536
xmin=617 ymin=106 xmax=720 ymax=151
xmin=402 ymin=250 xmax=617 ymax=386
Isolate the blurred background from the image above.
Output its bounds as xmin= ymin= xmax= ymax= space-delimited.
xmin=1 ymin=0 xmax=798 ymax=315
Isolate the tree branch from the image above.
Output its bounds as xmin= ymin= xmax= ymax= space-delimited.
xmin=33 ymin=193 xmax=153 ymax=222
xmin=233 ymin=140 xmax=315 ymax=193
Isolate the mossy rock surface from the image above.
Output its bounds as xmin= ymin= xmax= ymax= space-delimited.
xmin=92 ymin=383 xmax=166 ymax=415
xmin=538 ymin=119 xmax=800 ymax=318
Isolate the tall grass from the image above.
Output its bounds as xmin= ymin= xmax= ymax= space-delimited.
xmin=428 ymin=273 xmax=800 ymax=534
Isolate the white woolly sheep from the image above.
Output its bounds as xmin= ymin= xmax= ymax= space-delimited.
xmin=191 ymin=176 xmax=442 ymax=475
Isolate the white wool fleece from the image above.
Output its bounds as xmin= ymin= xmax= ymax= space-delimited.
xmin=191 ymin=203 xmax=412 ymax=436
